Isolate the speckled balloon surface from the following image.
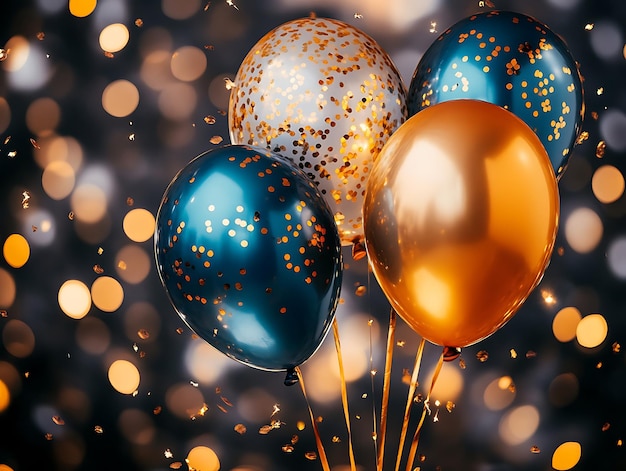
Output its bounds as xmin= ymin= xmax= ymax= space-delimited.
xmin=228 ymin=17 xmax=408 ymax=245
xmin=154 ymin=145 xmax=343 ymax=371
xmin=408 ymin=10 xmax=584 ymax=176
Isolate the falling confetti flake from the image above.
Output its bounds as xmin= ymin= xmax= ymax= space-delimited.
xmin=585 ymin=23 xmax=594 ymax=31
xmin=530 ymin=445 xmax=541 ymax=453
xmin=135 ymin=18 xmax=144 ymax=27
xmin=30 ymin=138 xmax=40 ymax=149
xmin=21 ymin=191 xmax=31 ymax=209
xmin=204 ymin=115 xmax=216 ymax=125
xmin=210 ymin=136 xmax=223 ymax=145
xmin=52 ymin=416 xmax=65 ymax=425
xmin=226 ymin=0 xmax=239 ymax=10
xmin=429 ymin=21 xmax=438 ymax=33
xmin=94 ymin=425 xmax=104 ymax=434
xmin=234 ymin=423 xmax=247 ymax=434
xmin=0 ymin=49 xmax=8 ymax=61
xmin=476 ymin=350 xmax=489 ymax=362
xmin=602 ymin=423 xmax=611 ymax=432
xmin=354 ymin=13 xmax=363 ymax=19
xmin=576 ymin=131 xmax=589 ymax=144
xmin=596 ymin=141 xmax=606 ymax=158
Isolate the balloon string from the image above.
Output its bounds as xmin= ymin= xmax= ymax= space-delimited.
xmin=295 ymin=366 xmax=331 ymax=471
xmin=394 ymin=337 xmax=426 ymax=471
xmin=376 ymin=308 xmax=396 ymax=471
xmin=332 ymin=318 xmax=357 ymax=471
xmin=368 ymin=317 xmax=378 ymax=465
xmin=404 ymin=349 xmax=445 ymax=471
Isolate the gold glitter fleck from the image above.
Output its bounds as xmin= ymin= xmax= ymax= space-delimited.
xmin=446 ymin=401 xmax=455 ymax=412
xmin=154 ymin=406 xmax=162 ymax=415
xmin=459 ymin=358 xmax=467 ymax=369
xmin=397 ymin=340 xmax=406 ymax=347
xmin=597 ymin=87 xmax=604 ymax=95
xmin=576 ymin=131 xmax=589 ymax=145
xmin=596 ymin=362 xmax=603 ymax=369
xmin=304 ymin=451 xmax=318 ymax=461
xmin=596 ymin=141 xmax=606 ymax=158
xmin=510 ymin=349 xmax=518 ymax=359
xmin=93 ymin=264 xmax=104 ymax=274
xmin=138 ymin=329 xmax=150 ymax=340
xmin=44 ymin=433 xmax=53 ymax=440
xmin=94 ymin=425 xmax=104 ymax=434
xmin=530 ymin=445 xmax=540 ymax=453
xmin=30 ymin=138 xmax=40 ymax=149
xmin=234 ymin=423 xmax=247 ymax=434
xmin=612 ymin=342 xmax=621 ymax=353
xmin=526 ymin=350 xmax=537 ymax=359
xmin=134 ymin=18 xmax=144 ymax=27
xmin=282 ymin=444 xmax=295 ymax=453
xmin=602 ymin=423 xmax=611 ymax=432
xmin=204 ymin=115 xmax=216 ymax=125
xmin=21 ymin=191 xmax=31 ymax=209
xmin=169 ymin=462 xmax=183 ymax=470
xmin=210 ymin=135 xmax=223 ymax=145
xmin=52 ymin=416 xmax=65 ymax=425
xmin=584 ymin=23 xmax=594 ymax=31
xmin=0 ymin=49 xmax=8 ymax=61
xmin=331 ymin=436 xmax=341 ymax=443
xmin=476 ymin=350 xmax=489 ymax=362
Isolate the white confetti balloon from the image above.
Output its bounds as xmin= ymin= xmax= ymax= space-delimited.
xmin=229 ymin=16 xmax=408 ymax=246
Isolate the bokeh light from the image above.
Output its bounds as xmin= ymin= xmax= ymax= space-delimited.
xmin=34 ymin=135 xmax=84 ymax=170
xmin=101 ymin=79 xmax=140 ymax=117
xmin=185 ymin=340 xmax=233 ymax=384
xmin=76 ymin=317 xmax=111 ymax=355
xmin=3 ymin=36 xmax=51 ymax=91
xmin=170 ymin=46 xmax=207 ymax=82
xmin=564 ymin=208 xmax=603 ymax=253
xmin=576 ymin=314 xmax=608 ymax=348
xmin=548 ymin=373 xmax=579 ymax=407
xmin=99 ymin=23 xmax=130 ymax=53
xmin=607 ymin=236 xmax=626 ymax=279
xmin=162 ymin=0 xmax=201 ymax=20
xmin=599 ymin=109 xmax=626 ymax=152
xmin=108 ymin=359 xmax=140 ymax=394
xmin=236 ymin=387 xmax=278 ymax=423
xmin=70 ymin=183 xmax=108 ymax=223
xmin=429 ymin=363 xmax=464 ymax=403
xmin=186 ymin=446 xmax=220 ymax=471
xmin=2 ymin=319 xmax=35 ymax=358
xmin=589 ymin=21 xmax=623 ymax=61
xmin=498 ymin=405 xmax=540 ymax=445
xmin=0 ymin=97 xmax=10 ymax=134
xmin=3 ymin=233 xmax=30 ymax=268
xmin=165 ymin=382 xmax=205 ymax=420
xmin=42 ymin=161 xmax=76 ymax=200
xmin=25 ymin=97 xmax=61 ymax=136
xmin=117 ymin=408 xmax=155 ymax=445
xmin=552 ymin=441 xmax=582 ymax=470
xmin=21 ymin=209 xmax=56 ymax=247
xmin=591 ymin=165 xmax=624 ymax=203
xmin=69 ymin=0 xmax=97 ymax=17
xmin=91 ymin=276 xmax=124 ymax=312
xmin=58 ymin=280 xmax=92 ymax=319
xmin=483 ymin=375 xmax=516 ymax=411
xmin=0 ymin=380 xmax=11 ymax=413
xmin=158 ymin=82 xmax=197 ymax=120
xmin=0 ymin=269 xmax=16 ymax=308
xmin=123 ymin=208 xmax=156 ymax=243
xmin=140 ymin=49 xmax=175 ymax=90
xmin=552 ymin=306 xmax=582 ymax=342
xmin=123 ymin=302 xmax=161 ymax=343
xmin=115 ymin=245 xmax=151 ymax=284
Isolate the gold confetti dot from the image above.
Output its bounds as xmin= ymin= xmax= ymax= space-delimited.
xmin=476 ymin=350 xmax=489 ymax=362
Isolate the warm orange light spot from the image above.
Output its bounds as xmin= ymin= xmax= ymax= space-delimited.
xmin=552 ymin=442 xmax=582 ymax=470
xmin=3 ymin=234 xmax=30 ymax=268
xmin=108 ymin=359 xmax=140 ymax=394
xmin=576 ymin=314 xmax=608 ymax=348
xmin=186 ymin=446 xmax=220 ymax=471
xmin=58 ymin=279 xmax=92 ymax=319
xmin=123 ymin=208 xmax=156 ymax=242
xmin=91 ymin=276 xmax=124 ymax=312
xmin=552 ymin=306 xmax=582 ymax=342
xmin=0 ymin=380 xmax=10 ymax=412
xmin=69 ymin=0 xmax=97 ymax=17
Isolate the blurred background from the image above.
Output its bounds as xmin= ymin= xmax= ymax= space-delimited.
xmin=1 ymin=0 xmax=626 ymax=470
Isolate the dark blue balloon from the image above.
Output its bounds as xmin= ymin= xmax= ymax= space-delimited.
xmin=408 ymin=10 xmax=584 ymax=176
xmin=154 ymin=145 xmax=343 ymax=371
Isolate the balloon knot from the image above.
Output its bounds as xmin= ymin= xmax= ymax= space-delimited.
xmin=443 ymin=346 xmax=461 ymax=362
xmin=284 ymin=368 xmax=299 ymax=386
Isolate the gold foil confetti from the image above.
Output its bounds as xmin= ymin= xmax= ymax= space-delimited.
xmin=0 ymin=310 xmax=7 ymax=317
xmin=36 ymin=32 xmax=45 ymax=40
xmin=224 ymin=78 xmax=236 ymax=90
xmin=397 ymin=340 xmax=406 ymax=347
xmin=584 ymin=23 xmax=594 ymax=31
xmin=429 ymin=21 xmax=438 ymax=33
xmin=530 ymin=445 xmax=540 ymax=453
xmin=7 ymin=150 xmax=17 ymax=158
xmin=68 ymin=211 xmax=74 ymax=220
xmin=355 ymin=285 xmax=367 ymax=296
xmin=0 ymin=49 xmax=8 ymax=61
xmin=446 ymin=401 xmax=455 ymax=412
xmin=291 ymin=435 xmax=299 ymax=445
xmin=94 ymin=425 xmax=103 ymax=434
xmin=52 ymin=416 xmax=65 ymax=425
xmin=476 ymin=350 xmax=489 ymax=362
xmin=596 ymin=141 xmax=606 ymax=158
xmin=93 ymin=264 xmax=104 ymax=274
xmin=169 ymin=463 xmax=183 ymax=469
xmin=128 ymin=133 xmax=135 ymax=141
xmin=97 ymin=247 xmax=104 ymax=255
xmin=31 ymin=225 xmax=37 ymax=232
xmin=204 ymin=116 xmax=216 ymax=125
xmin=134 ymin=18 xmax=143 ymax=27
xmin=132 ymin=343 xmax=139 ymax=352
xmin=331 ymin=436 xmax=341 ymax=443
xmin=221 ymin=396 xmax=233 ymax=407
xmin=30 ymin=138 xmax=40 ymax=149
xmin=176 ymin=328 xmax=184 ymax=334
xmin=21 ymin=191 xmax=31 ymax=209
xmin=459 ymin=358 xmax=467 ymax=369
xmin=576 ymin=131 xmax=589 ymax=144
xmin=210 ymin=136 xmax=223 ymax=145
xmin=526 ymin=350 xmax=537 ymax=358
xmin=137 ymin=329 xmax=150 ymax=340
xmin=3 ymin=136 xmax=10 ymax=144
xmin=282 ymin=444 xmax=295 ymax=453
xmin=304 ymin=451 xmax=318 ymax=461
xmin=226 ymin=0 xmax=239 ymax=10
xmin=45 ymin=433 xmax=53 ymax=440
xmin=419 ymin=454 xmax=427 ymax=462
xmin=510 ymin=349 xmax=518 ymax=359
xmin=153 ymin=406 xmax=162 ymax=415
xmin=104 ymin=51 xmax=114 ymax=58
xmin=354 ymin=13 xmax=363 ymax=19
xmin=596 ymin=362 xmax=603 ymax=369
xmin=190 ymin=380 xmax=199 ymax=387
xmin=234 ymin=423 xmax=247 ymax=434
xmin=602 ymin=423 xmax=611 ymax=432
xmin=259 ymin=425 xmax=272 ymax=435
xmin=597 ymin=87 xmax=604 ymax=95
xmin=612 ymin=342 xmax=621 ymax=353
xmin=591 ymin=111 xmax=599 ymax=120
xmin=204 ymin=2 xmax=212 ymax=11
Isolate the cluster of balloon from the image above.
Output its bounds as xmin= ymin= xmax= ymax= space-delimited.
xmin=154 ymin=145 xmax=343 ymax=381
xmin=363 ymin=99 xmax=560 ymax=349
xmin=408 ymin=10 xmax=584 ymax=177
xmin=228 ymin=15 xmax=408 ymax=254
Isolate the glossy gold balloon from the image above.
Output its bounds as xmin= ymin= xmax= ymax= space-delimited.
xmin=363 ymin=100 xmax=559 ymax=348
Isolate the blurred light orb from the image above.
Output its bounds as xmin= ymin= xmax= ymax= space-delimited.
xmin=42 ymin=160 xmax=76 ymax=200
xmin=187 ymin=446 xmax=220 ymax=471
xmin=2 ymin=319 xmax=35 ymax=358
xmin=607 ymin=237 xmax=626 ymax=279
xmin=162 ymin=0 xmax=201 ymax=20
xmin=2 ymin=36 xmax=30 ymax=72
xmin=118 ymin=408 xmax=155 ymax=445
xmin=58 ymin=279 xmax=92 ymax=319
xmin=546 ymin=0 xmax=582 ymax=9
xmin=91 ymin=276 xmax=124 ymax=312
xmin=3 ymin=37 xmax=51 ymax=91
xmin=108 ymin=359 xmax=140 ymax=394
xmin=165 ymin=383 xmax=205 ymax=419
xmin=552 ymin=306 xmax=582 ymax=342
xmin=170 ymin=46 xmax=207 ymax=82
xmin=185 ymin=341 xmax=232 ymax=384
xmin=35 ymin=135 xmax=84 ymax=170
xmin=102 ymin=79 xmax=140 ymax=117
xmin=37 ymin=0 xmax=65 ymax=14
xmin=548 ymin=372 xmax=579 ymax=407
xmin=576 ymin=313 xmax=608 ymax=348
xmin=564 ymin=208 xmax=603 ymax=253
xmin=208 ymin=73 xmax=233 ymax=110
xmin=599 ymin=109 xmax=626 ymax=152
xmin=592 ymin=165 xmax=625 ymax=203
xmin=483 ymin=375 xmax=516 ymax=411
xmin=499 ymin=405 xmax=540 ymax=445
xmin=69 ymin=0 xmax=97 ymax=17
xmin=26 ymin=97 xmax=61 ymax=136
xmin=429 ymin=363 xmax=464 ymax=403
xmin=0 ymin=269 xmax=16 ymax=308
xmin=124 ymin=302 xmax=161 ymax=343
xmin=0 ymin=97 xmax=10 ymax=134
xmin=0 ymin=380 xmax=10 ymax=412
xmin=21 ymin=208 xmax=56 ymax=248
xmin=0 ymin=465 xmax=14 ymax=471
xmin=123 ymin=208 xmax=156 ymax=242
xmin=3 ymin=233 xmax=30 ymax=268
xmin=237 ymin=388 xmax=279 ymax=423
xmin=0 ymin=361 xmax=21 ymax=398
xmin=141 ymin=50 xmax=175 ymax=91
xmin=552 ymin=441 xmax=582 ymax=470
xmin=158 ymin=82 xmax=197 ymax=120
xmin=76 ymin=317 xmax=111 ymax=354
xmin=114 ymin=245 xmax=151 ymax=284
xmin=589 ymin=21 xmax=624 ymax=61
xmin=99 ymin=23 xmax=130 ymax=53
xmin=70 ymin=183 xmax=108 ymax=223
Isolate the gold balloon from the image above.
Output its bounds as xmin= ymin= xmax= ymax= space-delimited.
xmin=363 ymin=100 xmax=559 ymax=348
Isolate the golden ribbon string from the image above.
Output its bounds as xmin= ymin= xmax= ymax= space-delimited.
xmin=376 ymin=308 xmax=396 ymax=471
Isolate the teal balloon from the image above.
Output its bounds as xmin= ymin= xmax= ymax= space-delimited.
xmin=154 ymin=145 xmax=343 ymax=371
xmin=408 ymin=10 xmax=584 ymax=176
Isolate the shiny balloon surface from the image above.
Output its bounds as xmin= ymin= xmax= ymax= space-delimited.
xmin=408 ymin=10 xmax=584 ymax=176
xmin=155 ymin=145 xmax=343 ymax=371
xmin=363 ymin=100 xmax=559 ymax=348
xmin=229 ymin=16 xmax=407 ymax=245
